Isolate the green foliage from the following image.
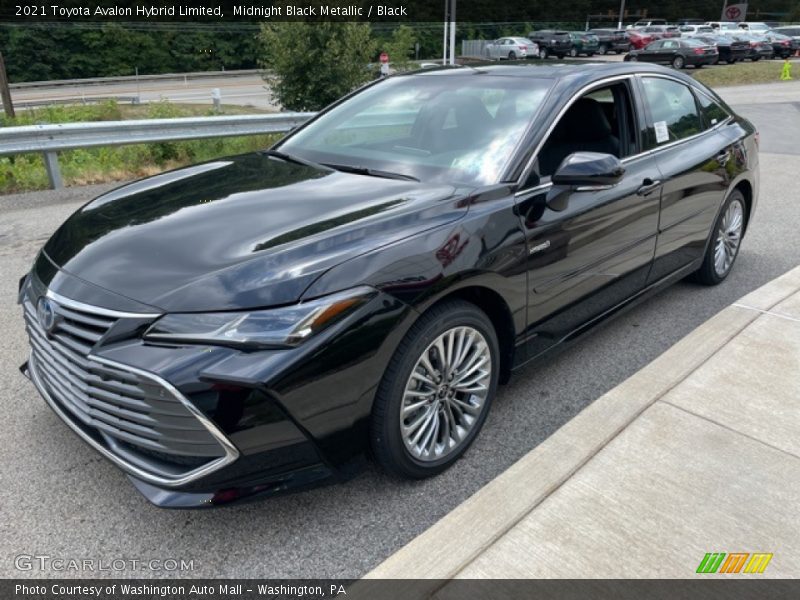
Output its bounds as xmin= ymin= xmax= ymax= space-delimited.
xmin=381 ymin=25 xmax=418 ymax=70
xmin=258 ymin=22 xmax=377 ymax=111
xmin=0 ymin=24 xmax=260 ymax=82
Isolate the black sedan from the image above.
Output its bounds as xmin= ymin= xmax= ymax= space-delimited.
xmin=733 ymin=33 xmax=775 ymax=61
xmin=763 ymin=32 xmax=798 ymax=59
xmin=692 ymin=34 xmax=750 ymax=64
xmin=20 ymin=63 xmax=758 ymax=507
xmin=588 ymin=28 xmax=630 ymax=54
xmin=625 ymin=38 xmax=718 ymax=68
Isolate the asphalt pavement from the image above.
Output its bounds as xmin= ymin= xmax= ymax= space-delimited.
xmin=9 ymin=73 xmax=279 ymax=111
xmin=1 ymin=84 xmax=799 ymax=579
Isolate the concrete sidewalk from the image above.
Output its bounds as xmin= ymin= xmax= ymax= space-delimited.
xmin=366 ymin=265 xmax=800 ymax=584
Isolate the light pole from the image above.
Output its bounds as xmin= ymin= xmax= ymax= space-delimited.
xmin=449 ymin=0 xmax=456 ymax=65
xmin=442 ymin=0 xmax=457 ymax=65
xmin=618 ymin=0 xmax=626 ymax=29
xmin=442 ymin=0 xmax=448 ymax=63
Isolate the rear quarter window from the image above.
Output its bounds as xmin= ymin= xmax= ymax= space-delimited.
xmin=695 ymin=91 xmax=730 ymax=128
xmin=641 ymin=77 xmax=704 ymax=146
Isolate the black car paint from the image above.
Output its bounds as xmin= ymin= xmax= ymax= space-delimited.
xmin=528 ymin=30 xmax=574 ymax=57
xmin=21 ymin=63 xmax=758 ymax=507
xmin=627 ymin=40 xmax=718 ymax=67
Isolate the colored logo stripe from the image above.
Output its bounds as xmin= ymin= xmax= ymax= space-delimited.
xmin=697 ymin=553 xmax=726 ymax=573
xmin=697 ymin=552 xmax=773 ymax=574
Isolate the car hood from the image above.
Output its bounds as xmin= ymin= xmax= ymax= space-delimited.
xmin=43 ymin=153 xmax=466 ymax=312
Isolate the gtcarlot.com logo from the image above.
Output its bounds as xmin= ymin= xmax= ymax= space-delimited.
xmin=14 ymin=554 xmax=195 ymax=572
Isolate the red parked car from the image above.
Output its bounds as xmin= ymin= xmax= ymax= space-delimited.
xmin=627 ymin=30 xmax=656 ymax=50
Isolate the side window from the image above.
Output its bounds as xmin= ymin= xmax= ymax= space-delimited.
xmin=533 ymin=82 xmax=635 ymax=181
xmin=695 ymin=91 xmax=730 ymax=129
xmin=641 ymin=77 xmax=703 ymax=147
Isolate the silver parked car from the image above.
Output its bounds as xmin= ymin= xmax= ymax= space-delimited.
xmin=484 ymin=37 xmax=539 ymax=60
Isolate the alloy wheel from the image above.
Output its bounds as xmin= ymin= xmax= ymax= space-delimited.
xmin=400 ymin=326 xmax=492 ymax=462
xmin=714 ymin=198 xmax=744 ymax=277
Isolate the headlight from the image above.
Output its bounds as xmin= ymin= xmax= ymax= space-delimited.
xmin=144 ymin=287 xmax=375 ymax=349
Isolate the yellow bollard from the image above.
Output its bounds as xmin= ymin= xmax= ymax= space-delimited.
xmin=781 ymin=58 xmax=793 ymax=81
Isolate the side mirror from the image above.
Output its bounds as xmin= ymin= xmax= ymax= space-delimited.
xmin=547 ymin=152 xmax=625 ymax=211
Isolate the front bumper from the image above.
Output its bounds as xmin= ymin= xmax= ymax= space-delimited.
xmin=20 ymin=267 xmax=414 ymax=508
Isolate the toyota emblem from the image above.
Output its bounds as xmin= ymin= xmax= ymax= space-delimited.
xmin=36 ymin=297 xmax=57 ymax=333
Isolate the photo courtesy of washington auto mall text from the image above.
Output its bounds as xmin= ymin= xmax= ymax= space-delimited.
xmin=2 ymin=0 xmax=800 ymax=598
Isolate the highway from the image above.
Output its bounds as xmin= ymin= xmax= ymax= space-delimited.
xmin=1 ymin=84 xmax=799 ymax=578
xmin=9 ymin=73 xmax=279 ymax=111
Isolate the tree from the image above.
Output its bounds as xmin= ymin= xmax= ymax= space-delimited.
xmin=381 ymin=25 xmax=417 ymax=71
xmin=257 ymin=22 xmax=376 ymax=112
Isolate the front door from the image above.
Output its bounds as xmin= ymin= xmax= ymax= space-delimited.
xmin=515 ymin=79 xmax=661 ymax=358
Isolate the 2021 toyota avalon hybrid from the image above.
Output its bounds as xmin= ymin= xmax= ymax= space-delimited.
xmin=19 ymin=63 xmax=758 ymax=507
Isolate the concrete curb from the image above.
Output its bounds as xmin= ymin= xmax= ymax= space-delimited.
xmin=363 ymin=264 xmax=800 ymax=587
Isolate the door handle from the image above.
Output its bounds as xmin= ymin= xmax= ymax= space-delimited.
xmin=637 ymin=178 xmax=662 ymax=196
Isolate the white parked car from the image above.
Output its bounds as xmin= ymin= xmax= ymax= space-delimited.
xmin=737 ymin=22 xmax=771 ymax=33
xmin=705 ymin=21 xmax=741 ymax=34
xmin=484 ymin=37 xmax=539 ymax=60
xmin=679 ymin=25 xmax=715 ymax=37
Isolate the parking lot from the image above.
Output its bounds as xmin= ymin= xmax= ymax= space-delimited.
xmin=1 ymin=83 xmax=799 ymax=579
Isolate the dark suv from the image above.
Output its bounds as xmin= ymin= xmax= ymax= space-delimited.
xmin=528 ymin=30 xmax=573 ymax=58
xmin=588 ymin=28 xmax=630 ymax=54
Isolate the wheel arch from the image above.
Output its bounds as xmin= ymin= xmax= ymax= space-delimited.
xmin=418 ymin=284 xmax=517 ymax=385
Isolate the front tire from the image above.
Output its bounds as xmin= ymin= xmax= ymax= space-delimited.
xmin=370 ymin=300 xmax=500 ymax=479
xmin=539 ymin=47 xmax=549 ymax=59
xmin=672 ymin=55 xmax=685 ymax=69
xmin=692 ymin=190 xmax=746 ymax=285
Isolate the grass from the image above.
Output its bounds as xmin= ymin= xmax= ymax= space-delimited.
xmin=0 ymin=100 xmax=281 ymax=194
xmin=690 ymin=57 xmax=798 ymax=87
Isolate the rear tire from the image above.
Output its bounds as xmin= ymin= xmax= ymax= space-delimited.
xmin=569 ymin=48 xmax=578 ymax=57
xmin=692 ymin=190 xmax=746 ymax=286
xmin=508 ymin=51 xmax=517 ymax=60
xmin=370 ymin=300 xmax=500 ymax=479
xmin=598 ymin=44 xmax=608 ymax=55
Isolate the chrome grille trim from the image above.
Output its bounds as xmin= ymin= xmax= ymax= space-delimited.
xmin=23 ymin=291 xmax=239 ymax=488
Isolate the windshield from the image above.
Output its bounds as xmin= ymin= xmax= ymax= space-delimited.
xmin=279 ymin=73 xmax=552 ymax=186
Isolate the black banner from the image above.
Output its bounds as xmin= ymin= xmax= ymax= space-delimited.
xmin=3 ymin=0 xmax=790 ymax=24
xmin=4 ymin=579 xmax=800 ymax=600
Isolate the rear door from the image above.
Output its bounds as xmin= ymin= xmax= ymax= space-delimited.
xmin=639 ymin=40 xmax=664 ymax=61
xmin=636 ymin=75 xmax=734 ymax=282
xmin=514 ymin=78 xmax=661 ymax=357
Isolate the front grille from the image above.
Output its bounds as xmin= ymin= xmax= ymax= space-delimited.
xmin=23 ymin=292 xmax=231 ymax=480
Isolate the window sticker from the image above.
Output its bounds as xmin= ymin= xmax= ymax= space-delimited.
xmin=654 ymin=120 xmax=669 ymax=143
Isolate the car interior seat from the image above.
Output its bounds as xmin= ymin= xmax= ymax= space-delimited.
xmin=538 ymin=97 xmax=620 ymax=177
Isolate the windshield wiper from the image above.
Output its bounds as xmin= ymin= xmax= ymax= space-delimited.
xmin=322 ymin=163 xmax=420 ymax=182
xmin=262 ymin=149 xmax=329 ymax=170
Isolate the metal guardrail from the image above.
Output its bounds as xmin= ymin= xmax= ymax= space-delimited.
xmin=3 ymin=96 xmax=141 ymax=110
xmin=0 ymin=112 xmax=315 ymax=189
xmin=9 ymin=69 xmax=261 ymax=90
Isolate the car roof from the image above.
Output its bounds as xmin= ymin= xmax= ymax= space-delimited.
xmin=404 ymin=62 xmax=701 ymax=86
